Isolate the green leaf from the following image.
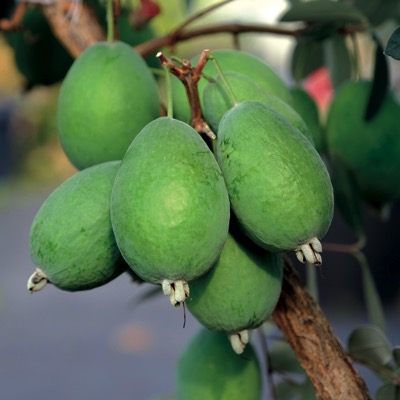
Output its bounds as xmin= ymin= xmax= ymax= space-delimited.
xmin=376 ymin=383 xmax=400 ymax=400
xmin=329 ymin=155 xmax=365 ymax=239
xmin=280 ymin=0 xmax=368 ymax=24
xmin=348 ymin=325 xmax=393 ymax=367
xmin=393 ymin=346 xmax=400 ymax=367
xmin=365 ymin=34 xmax=389 ymax=121
xmin=291 ymin=38 xmax=324 ymax=83
xmin=384 ymin=27 xmax=400 ymax=61
xmin=323 ymin=33 xmax=353 ymax=88
xmin=355 ymin=252 xmax=387 ymax=334
xmin=269 ymin=340 xmax=305 ymax=375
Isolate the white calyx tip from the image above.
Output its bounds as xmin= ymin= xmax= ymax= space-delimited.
xmin=161 ymin=279 xmax=189 ymax=307
xmin=229 ymin=330 xmax=250 ymax=355
xmin=295 ymin=237 xmax=323 ymax=265
xmin=27 ymin=267 xmax=49 ymax=292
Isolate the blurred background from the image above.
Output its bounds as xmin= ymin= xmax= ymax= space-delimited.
xmin=0 ymin=0 xmax=399 ymax=399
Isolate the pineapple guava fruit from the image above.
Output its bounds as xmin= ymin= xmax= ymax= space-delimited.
xmin=216 ymin=100 xmax=334 ymax=264
xmin=188 ymin=230 xmax=283 ymax=354
xmin=172 ymin=48 xmax=292 ymax=123
xmin=28 ymin=161 xmax=126 ymax=292
xmin=202 ymin=71 xmax=313 ymax=144
xmin=177 ymin=328 xmax=262 ymax=400
xmin=326 ymin=80 xmax=400 ymax=206
xmin=57 ymin=41 xmax=160 ymax=170
xmin=110 ymin=117 xmax=230 ymax=306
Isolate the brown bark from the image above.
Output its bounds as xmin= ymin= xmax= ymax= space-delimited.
xmin=41 ymin=2 xmax=106 ymax=58
xmin=272 ymin=259 xmax=372 ymax=400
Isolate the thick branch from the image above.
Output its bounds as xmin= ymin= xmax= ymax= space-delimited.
xmin=41 ymin=2 xmax=105 ymax=58
xmin=272 ymin=259 xmax=371 ymax=400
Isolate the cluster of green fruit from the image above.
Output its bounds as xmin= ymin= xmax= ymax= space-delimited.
xmin=26 ymin=40 xmax=335 ymax=399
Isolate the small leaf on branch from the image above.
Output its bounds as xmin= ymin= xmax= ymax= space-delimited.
xmin=348 ymin=325 xmax=393 ymax=367
xmin=384 ymin=26 xmax=400 ymax=60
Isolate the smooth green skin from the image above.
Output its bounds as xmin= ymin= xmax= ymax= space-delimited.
xmin=110 ymin=117 xmax=230 ymax=284
xmin=290 ymin=87 xmax=323 ymax=153
xmin=203 ymin=71 xmax=313 ymax=144
xmin=29 ymin=161 xmax=125 ymax=291
xmin=187 ymin=232 xmax=283 ymax=333
xmin=57 ymin=41 xmax=160 ymax=170
xmin=326 ymin=80 xmax=400 ymax=205
xmin=216 ymin=100 xmax=334 ymax=252
xmin=177 ymin=328 xmax=262 ymax=400
xmin=172 ymin=48 xmax=292 ymax=124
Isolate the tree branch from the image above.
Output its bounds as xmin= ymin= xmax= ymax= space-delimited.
xmin=272 ymin=258 xmax=372 ymax=400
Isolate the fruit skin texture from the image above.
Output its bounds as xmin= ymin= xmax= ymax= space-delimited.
xmin=110 ymin=117 xmax=230 ymax=285
xmin=177 ymin=328 xmax=262 ymax=400
xmin=57 ymin=41 xmax=160 ymax=170
xmin=187 ymin=231 xmax=283 ymax=333
xmin=216 ymin=100 xmax=334 ymax=252
xmin=326 ymin=80 xmax=400 ymax=205
xmin=172 ymin=48 xmax=292 ymax=124
xmin=29 ymin=161 xmax=125 ymax=291
xmin=203 ymin=71 xmax=313 ymax=143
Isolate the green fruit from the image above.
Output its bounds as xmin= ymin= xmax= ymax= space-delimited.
xmin=291 ymin=87 xmax=323 ymax=153
xmin=57 ymin=41 xmax=160 ymax=170
xmin=177 ymin=328 xmax=262 ymax=400
xmin=216 ymin=100 xmax=334 ymax=264
xmin=28 ymin=161 xmax=125 ymax=292
xmin=203 ymin=71 xmax=313 ymax=143
xmin=188 ymin=230 xmax=283 ymax=353
xmin=110 ymin=117 xmax=230 ymax=305
xmin=6 ymin=7 xmax=73 ymax=87
xmin=326 ymin=80 xmax=400 ymax=206
xmin=172 ymin=48 xmax=292 ymax=124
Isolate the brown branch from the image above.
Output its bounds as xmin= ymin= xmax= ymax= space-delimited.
xmin=272 ymin=258 xmax=372 ymax=400
xmin=41 ymin=2 xmax=106 ymax=58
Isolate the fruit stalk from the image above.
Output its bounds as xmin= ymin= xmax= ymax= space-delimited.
xmin=272 ymin=257 xmax=372 ymax=399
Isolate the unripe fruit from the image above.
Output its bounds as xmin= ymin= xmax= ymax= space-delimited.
xmin=187 ymin=230 xmax=283 ymax=354
xmin=202 ymin=71 xmax=313 ymax=144
xmin=57 ymin=41 xmax=160 ymax=170
xmin=110 ymin=117 xmax=230 ymax=305
xmin=290 ymin=87 xmax=323 ymax=153
xmin=326 ymin=80 xmax=400 ymax=206
xmin=216 ymin=100 xmax=334 ymax=264
xmin=28 ymin=161 xmax=125 ymax=292
xmin=172 ymin=48 xmax=292 ymax=123
xmin=177 ymin=328 xmax=262 ymax=400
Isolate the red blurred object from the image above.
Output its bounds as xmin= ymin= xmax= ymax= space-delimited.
xmin=304 ymin=67 xmax=334 ymax=114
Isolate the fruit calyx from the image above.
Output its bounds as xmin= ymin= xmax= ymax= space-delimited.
xmin=162 ymin=279 xmax=190 ymax=306
xmin=295 ymin=237 xmax=322 ymax=265
xmin=27 ymin=267 xmax=50 ymax=292
xmin=229 ymin=329 xmax=250 ymax=355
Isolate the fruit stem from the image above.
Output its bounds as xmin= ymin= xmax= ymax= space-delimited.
xmin=157 ymin=52 xmax=174 ymax=118
xmin=106 ymin=0 xmax=114 ymax=43
xmin=158 ymin=51 xmax=216 ymax=139
xmin=207 ymin=52 xmax=238 ymax=108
